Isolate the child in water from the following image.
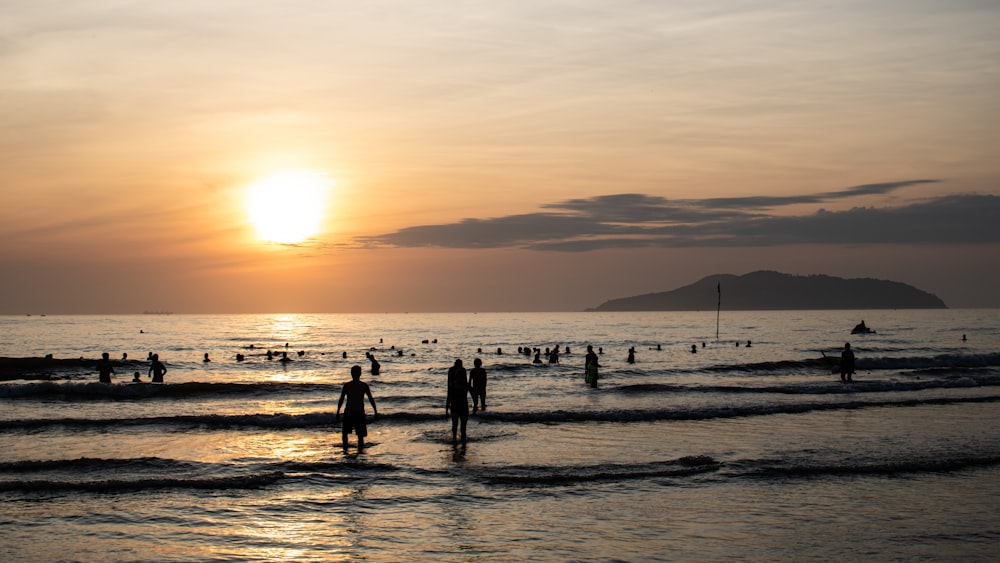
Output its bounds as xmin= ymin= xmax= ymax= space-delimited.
xmin=470 ymin=358 xmax=487 ymax=412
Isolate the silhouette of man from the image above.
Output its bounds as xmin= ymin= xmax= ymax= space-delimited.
xmin=148 ymin=353 xmax=167 ymax=383
xmin=445 ymin=359 xmax=469 ymax=443
xmin=585 ymin=345 xmax=600 ymax=387
xmin=840 ymin=343 xmax=855 ymax=383
xmin=469 ymin=358 xmax=488 ymax=413
xmin=97 ymin=352 xmax=115 ymax=383
xmin=336 ymin=365 xmax=378 ymax=450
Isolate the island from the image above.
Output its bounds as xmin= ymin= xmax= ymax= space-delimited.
xmin=587 ymin=271 xmax=947 ymax=311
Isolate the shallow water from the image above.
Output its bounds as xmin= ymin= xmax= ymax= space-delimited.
xmin=1 ymin=310 xmax=999 ymax=561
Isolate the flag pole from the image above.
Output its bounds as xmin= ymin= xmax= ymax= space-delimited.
xmin=716 ymin=282 xmax=721 ymax=340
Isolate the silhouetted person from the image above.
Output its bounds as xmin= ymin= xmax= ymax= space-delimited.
xmin=840 ymin=343 xmax=855 ymax=383
xmin=148 ymin=353 xmax=167 ymax=383
xmin=122 ymin=352 xmax=128 ymax=361
xmin=962 ymin=334 xmax=967 ymax=342
xmin=692 ymin=345 xmax=698 ymax=354
xmin=336 ymin=365 xmax=378 ymax=451
xmin=236 ymin=353 xmax=245 ymax=362
xmin=368 ymin=353 xmax=381 ymax=375
xmin=746 ymin=341 xmax=752 ymax=348
xmin=470 ymin=358 xmax=488 ymax=413
xmin=97 ymin=352 xmax=115 ymax=383
xmin=279 ymin=351 xmax=293 ymax=363
xmin=548 ymin=346 xmax=559 ymax=364
xmin=131 ymin=371 xmax=142 ymax=383
xmin=627 ymin=347 xmax=635 ymax=364
xmin=203 ymin=353 xmax=211 ymax=363
xmin=533 ymin=352 xmax=542 ymax=364
xmin=445 ymin=359 xmax=469 ymax=443
xmin=585 ymin=345 xmax=600 ymax=388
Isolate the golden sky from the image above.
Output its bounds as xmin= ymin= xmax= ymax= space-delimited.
xmin=2 ymin=1 xmax=999 ymax=313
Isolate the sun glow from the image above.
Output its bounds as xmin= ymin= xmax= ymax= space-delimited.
xmin=245 ymin=171 xmax=331 ymax=244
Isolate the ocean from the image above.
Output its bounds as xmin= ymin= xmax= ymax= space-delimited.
xmin=1 ymin=309 xmax=999 ymax=562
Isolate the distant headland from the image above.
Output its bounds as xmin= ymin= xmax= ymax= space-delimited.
xmin=587 ymin=271 xmax=947 ymax=311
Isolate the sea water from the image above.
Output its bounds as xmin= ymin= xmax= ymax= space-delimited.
xmin=1 ymin=310 xmax=998 ymax=561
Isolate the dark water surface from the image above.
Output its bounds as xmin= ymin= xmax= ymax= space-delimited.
xmin=2 ymin=310 xmax=998 ymax=561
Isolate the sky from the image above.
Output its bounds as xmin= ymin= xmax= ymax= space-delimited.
xmin=2 ymin=0 xmax=999 ymax=313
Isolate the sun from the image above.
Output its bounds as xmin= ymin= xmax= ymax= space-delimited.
xmin=245 ymin=171 xmax=331 ymax=244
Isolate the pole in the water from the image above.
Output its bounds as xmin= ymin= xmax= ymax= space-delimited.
xmin=716 ymin=282 xmax=721 ymax=340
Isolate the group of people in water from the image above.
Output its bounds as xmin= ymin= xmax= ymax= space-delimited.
xmin=333 ymin=355 xmax=490 ymax=451
xmin=96 ymin=351 xmax=168 ymax=384
xmin=95 ymin=332 xmax=873 ymax=451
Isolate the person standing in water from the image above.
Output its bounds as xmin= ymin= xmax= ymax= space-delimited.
xmin=840 ymin=343 xmax=856 ymax=383
xmin=585 ymin=345 xmax=600 ymax=388
xmin=469 ymin=358 xmax=488 ymax=413
xmin=97 ymin=352 xmax=115 ymax=383
xmin=336 ymin=365 xmax=378 ymax=451
xmin=148 ymin=353 xmax=167 ymax=383
xmin=367 ymin=352 xmax=381 ymax=375
xmin=445 ymin=359 xmax=470 ymax=443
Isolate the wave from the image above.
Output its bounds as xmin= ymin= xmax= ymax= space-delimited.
xmin=4 ymin=364 xmax=999 ymax=402
xmin=0 ymin=472 xmax=286 ymax=493
xmin=616 ymin=372 xmax=1000 ymax=395
xmin=475 ymin=453 xmax=1000 ymax=489
xmin=3 ymin=450 xmax=998 ymax=496
xmin=856 ymin=352 xmax=1000 ymax=371
xmin=0 ymin=456 xmax=205 ymax=473
xmin=477 ymin=456 xmax=722 ymax=486
xmin=697 ymin=352 xmax=1000 ymax=375
xmin=0 ymin=455 xmax=405 ymax=494
xmin=3 ymin=394 xmax=999 ymax=431
xmin=727 ymin=454 xmax=1000 ymax=479
xmin=0 ymin=381 xmax=338 ymax=400
xmin=0 ymin=456 xmax=397 ymax=475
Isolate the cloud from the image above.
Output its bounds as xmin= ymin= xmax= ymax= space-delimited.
xmin=357 ymin=181 xmax=999 ymax=251
xmin=687 ymin=179 xmax=939 ymax=210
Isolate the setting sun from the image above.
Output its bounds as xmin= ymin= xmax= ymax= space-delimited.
xmin=245 ymin=171 xmax=331 ymax=244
